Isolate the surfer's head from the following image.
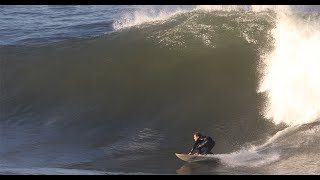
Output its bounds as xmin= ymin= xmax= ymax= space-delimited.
xmin=193 ymin=132 xmax=202 ymax=141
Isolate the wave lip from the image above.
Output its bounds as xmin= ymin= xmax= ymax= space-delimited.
xmin=112 ymin=5 xmax=294 ymax=31
xmin=112 ymin=7 xmax=189 ymax=30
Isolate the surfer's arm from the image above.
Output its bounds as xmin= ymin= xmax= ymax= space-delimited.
xmin=189 ymin=141 xmax=199 ymax=154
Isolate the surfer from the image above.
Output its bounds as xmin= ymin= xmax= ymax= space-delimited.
xmin=188 ymin=132 xmax=215 ymax=155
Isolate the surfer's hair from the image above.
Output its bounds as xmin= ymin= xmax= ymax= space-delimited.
xmin=194 ymin=132 xmax=202 ymax=137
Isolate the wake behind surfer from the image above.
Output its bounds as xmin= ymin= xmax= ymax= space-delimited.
xmin=188 ymin=132 xmax=215 ymax=155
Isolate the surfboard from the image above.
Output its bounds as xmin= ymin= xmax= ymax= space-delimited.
xmin=175 ymin=153 xmax=219 ymax=163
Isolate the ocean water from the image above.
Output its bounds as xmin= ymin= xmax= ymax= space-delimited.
xmin=1 ymin=5 xmax=320 ymax=174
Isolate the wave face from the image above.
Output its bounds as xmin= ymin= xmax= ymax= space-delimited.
xmin=1 ymin=5 xmax=320 ymax=174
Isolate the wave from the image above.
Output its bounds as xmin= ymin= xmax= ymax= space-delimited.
xmin=114 ymin=5 xmax=320 ymax=127
xmin=2 ymin=6 xmax=320 ymax=174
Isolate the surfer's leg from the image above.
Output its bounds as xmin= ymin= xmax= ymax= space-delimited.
xmin=198 ymin=147 xmax=206 ymax=155
xmin=206 ymin=141 xmax=215 ymax=154
xmin=201 ymin=141 xmax=215 ymax=154
xmin=199 ymin=144 xmax=211 ymax=154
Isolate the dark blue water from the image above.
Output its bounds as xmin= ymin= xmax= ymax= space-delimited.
xmin=0 ymin=5 xmax=196 ymax=46
xmin=0 ymin=5 xmax=122 ymax=45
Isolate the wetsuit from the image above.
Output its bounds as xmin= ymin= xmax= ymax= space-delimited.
xmin=189 ymin=136 xmax=215 ymax=155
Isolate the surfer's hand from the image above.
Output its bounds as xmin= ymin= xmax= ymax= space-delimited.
xmin=188 ymin=152 xmax=192 ymax=155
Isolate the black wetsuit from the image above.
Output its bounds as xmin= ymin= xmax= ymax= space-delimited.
xmin=189 ymin=136 xmax=215 ymax=155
